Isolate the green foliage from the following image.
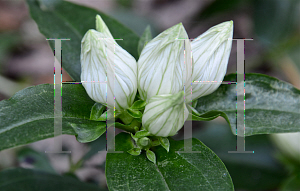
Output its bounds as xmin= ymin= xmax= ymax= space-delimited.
xmin=0 ymin=168 xmax=104 ymax=191
xmin=71 ymin=122 xmax=106 ymax=143
xmin=0 ymin=84 xmax=103 ymax=151
xmin=26 ymin=0 xmax=139 ymax=82
xmin=106 ymin=133 xmax=234 ymax=191
xmin=159 ymin=137 xmax=170 ymax=152
xmin=130 ymin=100 xmax=147 ymax=110
xmin=193 ymin=122 xmax=287 ymax=190
xmin=138 ymin=25 xmax=153 ymax=56
xmin=253 ymin=0 xmax=299 ymax=48
xmin=0 ymin=0 xmax=299 ymax=190
xmin=281 ymin=174 xmax=300 ymax=191
xmin=90 ymin=103 xmax=106 ymax=121
xmin=17 ymin=147 xmax=56 ymax=174
xmin=194 ymin=73 xmax=300 ymax=136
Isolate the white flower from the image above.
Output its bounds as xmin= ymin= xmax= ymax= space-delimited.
xmin=81 ymin=17 xmax=234 ymax=137
xmin=191 ymin=21 xmax=233 ymax=100
xmin=81 ymin=15 xmax=137 ymax=110
xmin=138 ymin=21 xmax=233 ymax=137
xmin=142 ymin=91 xmax=189 ymax=137
xmin=137 ymin=23 xmax=191 ymax=102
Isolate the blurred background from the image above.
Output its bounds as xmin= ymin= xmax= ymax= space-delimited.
xmin=0 ymin=0 xmax=299 ymax=190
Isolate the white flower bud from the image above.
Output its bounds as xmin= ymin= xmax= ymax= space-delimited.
xmin=142 ymin=91 xmax=189 ymax=137
xmin=137 ymin=23 xmax=191 ymax=102
xmin=81 ymin=16 xmax=137 ymax=110
xmin=191 ymin=21 xmax=233 ymax=100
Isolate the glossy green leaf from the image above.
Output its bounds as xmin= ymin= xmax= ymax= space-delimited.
xmin=96 ymin=109 xmax=122 ymax=121
xmin=106 ymin=133 xmax=234 ymax=191
xmin=151 ymin=139 xmax=160 ymax=146
xmin=0 ymin=168 xmax=103 ymax=191
xmin=0 ymin=84 xmax=106 ymax=151
xmin=146 ymin=149 xmax=156 ymax=164
xmin=130 ymin=100 xmax=147 ymax=110
xmin=71 ymin=122 xmax=106 ymax=143
xmin=194 ymin=73 xmax=300 ymax=136
xmin=115 ymin=121 xmax=139 ymax=133
xmin=281 ymin=174 xmax=300 ymax=191
xmin=26 ymin=0 xmax=139 ymax=82
xmin=191 ymin=121 xmax=287 ymax=190
xmin=138 ymin=25 xmax=152 ymax=56
xmin=159 ymin=137 xmax=170 ymax=152
xmin=133 ymin=130 xmax=151 ymax=138
xmin=17 ymin=147 xmax=56 ymax=174
xmin=127 ymin=148 xmax=141 ymax=156
xmin=126 ymin=108 xmax=143 ymax=118
xmin=90 ymin=103 xmax=106 ymax=120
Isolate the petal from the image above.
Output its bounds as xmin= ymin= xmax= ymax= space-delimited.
xmin=191 ymin=21 xmax=233 ymax=100
xmin=137 ymin=23 xmax=189 ymax=102
xmin=81 ymin=29 xmax=137 ymax=110
xmin=142 ymin=91 xmax=189 ymax=137
xmin=95 ymin=15 xmax=114 ymax=40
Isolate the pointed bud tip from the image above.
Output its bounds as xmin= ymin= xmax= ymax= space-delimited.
xmin=172 ymin=91 xmax=185 ymax=105
xmin=218 ymin=20 xmax=233 ymax=30
xmin=85 ymin=29 xmax=98 ymax=38
xmin=95 ymin=15 xmax=104 ymax=31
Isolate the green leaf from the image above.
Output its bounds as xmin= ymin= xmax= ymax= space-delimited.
xmin=26 ymin=0 xmax=139 ymax=82
xmin=151 ymin=139 xmax=160 ymax=146
xmin=192 ymin=121 xmax=287 ymax=190
xmin=90 ymin=103 xmax=106 ymax=120
xmin=138 ymin=25 xmax=152 ymax=56
xmin=126 ymin=108 xmax=143 ymax=118
xmin=194 ymin=73 xmax=300 ymax=136
xmin=106 ymin=133 xmax=234 ymax=190
xmin=281 ymin=174 xmax=300 ymax=191
xmin=133 ymin=130 xmax=151 ymax=138
xmin=82 ymin=135 xmax=107 ymax=161
xmin=71 ymin=122 xmax=106 ymax=143
xmin=127 ymin=148 xmax=141 ymax=156
xmin=253 ymin=0 xmax=299 ymax=48
xmin=96 ymin=109 xmax=122 ymax=121
xmin=196 ymin=0 xmax=242 ymax=19
xmin=0 ymin=168 xmax=104 ymax=191
xmin=17 ymin=147 xmax=56 ymax=174
xmin=115 ymin=121 xmax=139 ymax=133
xmin=0 ymin=84 xmax=105 ymax=151
xmin=146 ymin=149 xmax=156 ymax=164
xmin=130 ymin=100 xmax=147 ymax=110
xmin=159 ymin=137 xmax=170 ymax=152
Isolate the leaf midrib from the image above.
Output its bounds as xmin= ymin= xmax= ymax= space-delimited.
xmin=154 ymin=164 xmax=171 ymax=191
xmin=197 ymin=108 xmax=300 ymax=115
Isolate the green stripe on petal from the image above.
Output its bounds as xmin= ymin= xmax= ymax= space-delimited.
xmin=81 ymin=19 xmax=137 ymax=110
xmin=142 ymin=91 xmax=189 ymax=137
xmin=137 ymin=23 xmax=190 ymax=102
xmin=191 ymin=21 xmax=233 ymax=100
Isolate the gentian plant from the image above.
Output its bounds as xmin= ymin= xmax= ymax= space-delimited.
xmin=0 ymin=1 xmax=299 ymax=191
xmin=81 ymin=15 xmax=234 ymax=163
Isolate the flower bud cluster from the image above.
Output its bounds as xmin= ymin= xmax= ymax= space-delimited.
xmin=81 ymin=15 xmax=233 ymax=137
